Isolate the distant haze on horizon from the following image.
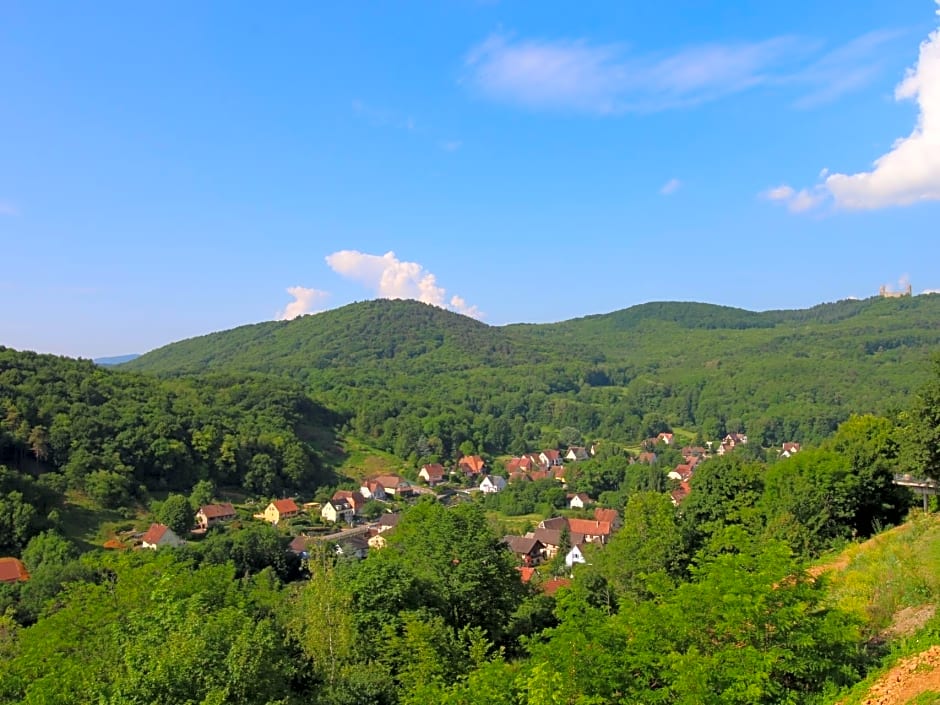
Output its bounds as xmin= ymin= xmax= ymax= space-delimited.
xmin=2 ymin=1 xmax=940 ymax=358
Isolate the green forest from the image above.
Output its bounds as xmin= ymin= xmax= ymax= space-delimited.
xmin=124 ymin=296 xmax=940 ymax=460
xmin=2 ymin=297 xmax=940 ymax=703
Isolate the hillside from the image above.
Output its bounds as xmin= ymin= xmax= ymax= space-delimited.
xmin=123 ymin=295 xmax=940 ymax=458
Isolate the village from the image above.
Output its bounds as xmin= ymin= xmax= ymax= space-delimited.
xmin=100 ymin=432 xmax=804 ymax=596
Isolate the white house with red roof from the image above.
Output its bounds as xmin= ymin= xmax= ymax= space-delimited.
xmin=141 ymin=523 xmax=185 ymax=549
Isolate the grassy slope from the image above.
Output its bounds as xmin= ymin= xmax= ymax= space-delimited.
xmin=817 ymin=512 xmax=940 ymax=704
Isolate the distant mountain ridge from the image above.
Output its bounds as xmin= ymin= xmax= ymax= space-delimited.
xmin=94 ymin=353 xmax=140 ymax=366
xmin=123 ymin=295 xmax=940 ymax=451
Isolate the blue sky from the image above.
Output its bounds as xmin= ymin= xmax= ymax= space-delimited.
xmin=2 ymin=0 xmax=940 ymax=358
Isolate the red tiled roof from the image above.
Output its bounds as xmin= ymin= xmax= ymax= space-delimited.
xmin=141 ymin=523 xmax=169 ymax=545
xmin=272 ymin=498 xmax=299 ymax=513
xmin=593 ymin=508 xmax=619 ymax=524
xmin=0 ymin=557 xmax=29 ymax=583
xmin=568 ymin=518 xmax=611 ymax=537
xmin=518 ymin=566 xmax=536 ymax=583
xmin=541 ymin=578 xmax=571 ymax=596
xmin=458 ymin=455 xmax=486 ymax=473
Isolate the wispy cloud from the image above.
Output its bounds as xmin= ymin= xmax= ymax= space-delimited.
xmin=765 ymin=3 xmax=940 ymax=212
xmin=660 ymin=178 xmax=681 ymax=195
xmin=276 ymin=286 xmax=330 ymax=321
xmin=788 ymin=29 xmax=905 ymax=109
xmin=0 ymin=201 xmax=18 ymax=216
xmin=463 ymin=26 xmax=907 ymax=115
xmin=325 ymin=250 xmax=484 ymax=319
xmin=464 ymin=32 xmax=817 ymax=113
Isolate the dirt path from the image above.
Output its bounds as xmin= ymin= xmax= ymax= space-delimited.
xmin=848 ymin=645 xmax=940 ymax=705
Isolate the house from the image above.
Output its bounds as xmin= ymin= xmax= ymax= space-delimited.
xmin=0 ymin=557 xmax=29 ymax=583
xmin=480 ymin=475 xmax=507 ymax=493
xmin=332 ymin=490 xmax=366 ymax=515
xmin=671 ymin=480 xmax=691 ymax=506
xmin=680 ymin=446 xmax=708 ymax=459
xmin=531 ymin=528 xmax=564 ymax=558
xmin=321 ymin=499 xmax=355 ymax=524
xmin=457 ymin=455 xmax=486 ymax=476
xmin=360 ymin=480 xmax=387 ymax=501
xmin=781 ymin=442 xmax=801 ymax=458
xmin=565 ymin=446 xmax=590 ymax=462
xmin=719 ymin=433 xmax=748 ymax=454
xmin=419 ymin=463 xmax=446 ymax=486
xmin=288 ymin=535 xmax=315 ymax=558
xmin=538 ymin=516 xmax=568 ymax=531
xmin=667 ymin=464 xmax=694 ymax=482
xmin=657 ymin=432 xmax=675 ymax=445
xmin=541 ymin=578 xmax=571 ymax=596
xmin=593 ymin=507 xmax=621 ymax=529
xmin=504 ymin=536 xmax=545 ymax=566
xmin=539 ymin=449 xmax=564 ymax=467
xmin=567 ymin=492 xmax=593 ymax=509
xmin=376 ymin=512 xmax=401 ymax=533
xmin=567 ymin=518 xmax=611 ymax=544
xmin=565 ymin=544 xmax=587 ymax=568
xmin=372 ymin=474 xmax=411 ymax=496
xmin=508 ymin=471 xmax=531 ymax=484
xmin=140 ymin=523 xmax=185 ymax=550
xmin=506 ymin=456 xmax=535 ymax=473
xmin=636 ymin=451 xmax=657 ymax=465
xmin=333 ymin=536 xmax=369 ymax=560
xmin=263 ymin=498 xmax=300 ymax=524
xmin=195 ymin=502 xmax=236 ymax=530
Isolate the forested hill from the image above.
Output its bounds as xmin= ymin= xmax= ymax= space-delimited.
xmin=124 ymin=295 xmax=940 ymax=456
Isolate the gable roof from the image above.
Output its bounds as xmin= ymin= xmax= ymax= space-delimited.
xmin=272 ymin=498 xmax=299 ymax=514
xmin=378 ymin=513 xmax=400 ymax=529
xmin=420 ymin=463 xmax=446 ymax=480
xmin=593 ymin=508 xmax=619 ymax=525
xmin=289 ymin=535 xmax=314 ymax=554
xmin=198 ymin=502 xmax=236 ymax=519
xmin=0 ymin=557 xmax=29 ymax=583
xmin=458 ymin=455 xmax=486 ymax=473
xmin=541 ymin=449 xmax=562 ymax=461
xmin=539 ymin=516 xmax=568 ymax=531
xmin=532 ymin=528 xmax=563 ymax=547
xmin=141 ymin=523 xmax=170 ymax=545
xmin=568 ymin=518 xmax=611 ymax=537
xmin=374 ymin=474 xmax=406 ymax=488
xmin=333 ymin=490 xmax=365 ymax=508
xmin=567 ymin=492 xmax=592 ymax=504
xmin=504 ymin=536 xmax=543 ymax=555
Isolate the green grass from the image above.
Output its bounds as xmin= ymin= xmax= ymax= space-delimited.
xmin=58 ymin=491 xmax=146 ymax=552
xmin=485 ymin=511 xmax=542 ymax=536
xmin=332 ymin=436 xmax=404 ymax=484
xmin=818 ymin=512 xmax=940 ymax=705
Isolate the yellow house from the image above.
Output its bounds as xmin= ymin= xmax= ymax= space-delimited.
xmin=264 ymin=498 xmax=300 ymax=524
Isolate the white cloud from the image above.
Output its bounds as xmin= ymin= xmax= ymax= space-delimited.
xmin=824 ymin=7 xmax=940 ymax=209
xmin=660 ymin=178 xmax=682 ymax=195
xmin=770 ymin=3 xmax=940 ymax=212
xmin=923 ymin=288 xmax=940 ymax=294
xmin=464 ymin=32 xmax=816 ymax=113
xmin=761 ymin=184 xmax=826 ymax=212
xmin=326 ymin=250 xmax=484 ymax=319
xmin=276 ymin=286 xmax=330 ymax=321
